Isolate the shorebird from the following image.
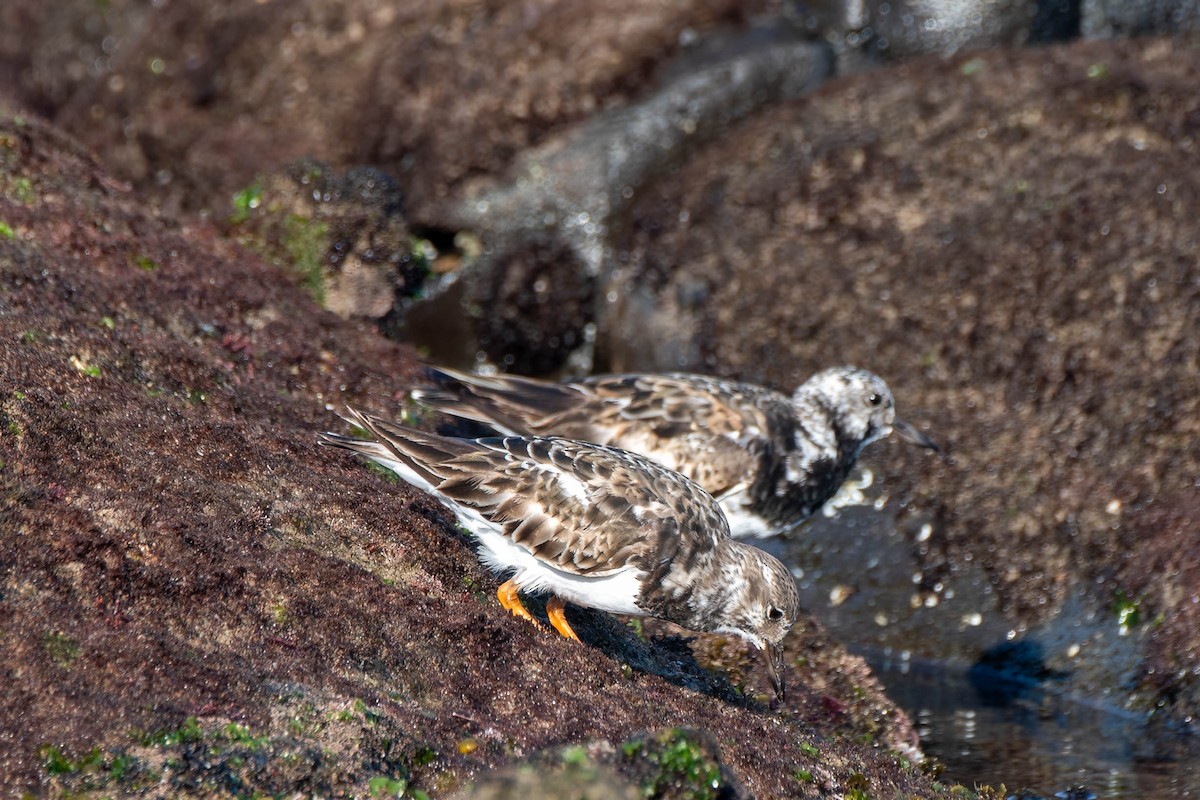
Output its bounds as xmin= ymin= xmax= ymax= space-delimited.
xmin=320 ymin=408 xmax=800 ymax=699
xmin=411 ymin=366 xmax=938 ymax=538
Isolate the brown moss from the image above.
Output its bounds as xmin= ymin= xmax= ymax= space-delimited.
xmin=614 ymin=34 xmax=1200 ymax=717
xmin=0 ymin=0 xmax=775 ymax=220
xmin=0 ymin=112 xmax=947 ymax=797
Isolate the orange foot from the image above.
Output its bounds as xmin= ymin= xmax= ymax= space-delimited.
xmin=546 ymin=596 xmax=580 ymax=641
xmin=496 ymin=579 xmax=546 ymax=632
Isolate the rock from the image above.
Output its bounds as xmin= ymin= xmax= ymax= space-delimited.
xmin=454 ymin=759 xmax=640 ymax=800
xmin=1082 ymin=0 xmax=1200 ymax=37
xmin=0 ymin=111 xmax=949 ymax=799
xmin=228 ymin=160 xmax=426 ymax=323
xmin=825 ymin=0 xmax=1043 ymax=57
xmin=608 ymin=34 xmax=1200 ymax=723
xmin=0 ymin=0 xmax=784 ymax=221
xmin=444 ymin=29 xmax=833 ymax=373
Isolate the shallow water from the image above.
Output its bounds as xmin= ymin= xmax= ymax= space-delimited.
xmin=867 ymin=650 xmax=1199 ymax=798
xmin=771 ymin=478 xmax=1200 ymax=799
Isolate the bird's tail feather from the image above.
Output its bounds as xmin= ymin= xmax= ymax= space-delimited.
xmin=321 ymin=407 xmax=476 ymax=489
xmin=411 ymin=366 xmax=582 ymax=435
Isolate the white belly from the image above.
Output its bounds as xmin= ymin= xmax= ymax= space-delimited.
xmin=472 ymin=526 xmax=645 ymax=616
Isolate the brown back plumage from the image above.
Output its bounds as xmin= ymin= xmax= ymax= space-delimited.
xmin=320 ymin=408 xmax=730 ymax=578
xmin=414 ymin=367 xmax=792 ymax=498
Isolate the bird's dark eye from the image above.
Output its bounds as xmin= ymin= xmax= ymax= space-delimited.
xmin=767 ymin=606 xmax=784 ymax=621
xmin=867 ymin=393 xmax=883 ymax=407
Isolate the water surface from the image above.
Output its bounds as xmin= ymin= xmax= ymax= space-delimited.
xmin=771 ymin=476 xmax=1199 ymax=799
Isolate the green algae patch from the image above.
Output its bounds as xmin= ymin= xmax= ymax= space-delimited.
xmin=228 ymin=177 xmax=329 ymax=304
xmin=230 ymin=181 xmax=264 ymax=225
xmin=133 ymin=254 xmax=159 ymax=271
xmin=44 ymin=632 xmax=80 ymax=667
xmin=282 ymin=213 xmax=329 ymax=304
xmin=39 ymin=708 xmax=433 ymax=799
xmin=621 ymin=728 xmax=723 ymax=800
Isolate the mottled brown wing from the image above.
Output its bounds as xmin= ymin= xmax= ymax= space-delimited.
xmin=418 ymin=368 xmax=773 ymax=442
xmin=555 ymin=374 xmax=750 ymax=438
xmin=414 ymin=369 xmax=792 ymax=499
xmin=564 ymin=374 xmax=790 ymax=498
xmin=441 ymin=436 xmax=729 ymax=576
xmin=350 ymin=414 xmax=728 ymax=576
xmin=414 ymin=367 xmax=590 ymax=436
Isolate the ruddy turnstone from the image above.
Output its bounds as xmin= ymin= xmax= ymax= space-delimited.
xmin=411 ymin=366 xmax=938 ymax=539
xmin=320 ymin=408 xmax=800 ymax=700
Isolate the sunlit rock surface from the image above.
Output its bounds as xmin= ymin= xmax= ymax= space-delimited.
xmin=3 ymin=0 xmax=1200 ymax=793
xmin=0 ymin=113 xmax=939 ymax=798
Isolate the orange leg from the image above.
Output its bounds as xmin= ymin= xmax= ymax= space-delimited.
xmin=496 ymin=579 xmax=545 ymax=632
xmin=546 ymin=596 xmax=580 ymax=642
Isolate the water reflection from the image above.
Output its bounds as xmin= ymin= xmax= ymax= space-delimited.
xmin=867 ymin=649 xmax=1199 ymax=798
xmin=769 ymin=481 xmax=1199 ymax=799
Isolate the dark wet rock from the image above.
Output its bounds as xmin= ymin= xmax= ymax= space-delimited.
xmin=1083 ymin=0 xmax=1200 ymax=37
xmin=607 ymin=34 xmax=1200 ymax=723
xmin=439 ymin=30 xmax=833 ymax=372
xmin=968 ymin=640 xmax=1070 ymax=707
xmin=1030 ymin=1 xmax=1085 ymax=42
xmin=0 ymin=112 xmax=954 ymax=798
xmin=465 ymin=235 xmax=595 ymax=375
xmin=817 ymin=0 xmax=1043 ymax=58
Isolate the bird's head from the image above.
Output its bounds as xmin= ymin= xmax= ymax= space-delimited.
xmin=715 ymin=546 xmax=801 ymax=703
xmin=795 ymin=367 xmax=937 ymax=455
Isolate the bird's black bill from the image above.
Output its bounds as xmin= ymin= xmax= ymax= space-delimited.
xmin=765 ymin=641 xmax=785 ymax=703
xmin=894 ymin=418 xmax=939 ymax=452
